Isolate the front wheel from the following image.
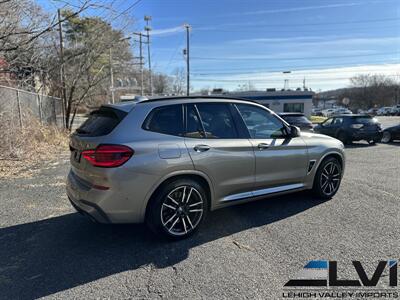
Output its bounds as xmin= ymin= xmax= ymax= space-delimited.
xmin=146 ymin=179 xmax=208 ymax=240
xmin=312 ymin=157 xmax=343 ymax=199
xmin=381 ymin=131 xmax=392 ymax=143
xmin=337 ymin=132 xmax=349 ymax=145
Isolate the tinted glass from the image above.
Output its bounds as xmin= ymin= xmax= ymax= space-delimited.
xmin=143 ymin=104 xmax=184 ymax=136
xmin=196 ymin=103 xmax=238 ymax=139
xmin=333 ymin=118 xmax=343 ymax=125
xmin=236 ymin=104 xmax=285 ymax=139
xmin=352 ymin=116 xmax=376 ymax=124
xmin=76 ymin=107 xmax=127 ymax=137
xmin=186 ymin=104 xmax=205 ymax=138
xmin=283 ymin=103 xmax=304 ymax=113
xmin=322 ymin=118 xmax=333 ymax=126
xmin=282 ymin=115 xmax=310 ymax=124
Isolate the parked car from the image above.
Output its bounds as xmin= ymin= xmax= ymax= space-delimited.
xmin=389 ymin=105 xmax=400 ymax=116
xmin=314 ymin=114 xmax=382 ymax=145
xmin=279 ymin=113 xmax=313 ymax=131
xmin=333 ymin=108 xmax=352 ymax=116
xmin=367 ymin=108 xmax=378 ymax=116
xmin=377 ymin=107 xmax=392 ymax=116
xmin=68 ymin=96 xmax=345 ymax=239
xmin=312 ymin=108 xmax=323 ymax=116
xmin=381 ymin=123 xmax=400 ymax=143
xmin=322 ymin=108 xmax=335 ymax=117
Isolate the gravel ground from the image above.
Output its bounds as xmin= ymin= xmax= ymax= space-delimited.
xmin=0 ymin=139 xmax=399 ymax=299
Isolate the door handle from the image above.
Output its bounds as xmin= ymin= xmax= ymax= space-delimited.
xmin=194 ymin=144 xmax=210 ymax=152
xmin=257 ymin=143 xmax=270 ymax=150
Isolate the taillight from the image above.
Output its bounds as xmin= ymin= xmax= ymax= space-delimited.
xmin=82 ymin=145 xmax=133 ymax=167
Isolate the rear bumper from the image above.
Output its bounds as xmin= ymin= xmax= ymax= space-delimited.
xmin=350 ymin=130 xmax=382 ymax=141
xmin=66 ymin=169 xmax=156 ymax=223
xmin=68 ymin=195 xmax=110 ymax=223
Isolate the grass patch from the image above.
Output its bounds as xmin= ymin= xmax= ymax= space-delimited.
xmin=0 ymin=115 xmax=69 ymax=178
xmin=310 ymin=116 xmax=327 ymax=124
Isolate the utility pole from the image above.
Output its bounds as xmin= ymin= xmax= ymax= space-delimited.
xmin=133 ymin=32 xmax=145 ymax=96
xmin=109 ymin=48 xmax=115 ymax=103
xmin=57 ymin=9 xmax=67 ymax=128
xmin=184 ymin=24 xmax=191 ymax=96
xmin=144 ymin=16 xmax=153 ymax=96
xmin=139 ymin=33 xmax=144 ymax=96
xmin=303 ymin=77 xmax=306 ymax=90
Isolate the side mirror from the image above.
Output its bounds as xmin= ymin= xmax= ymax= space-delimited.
xmin=289 ymin=125 xmax=300 ymax=138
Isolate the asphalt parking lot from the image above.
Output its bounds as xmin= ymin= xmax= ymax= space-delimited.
xmin=0 ymin=118 xmax=399 ymax=299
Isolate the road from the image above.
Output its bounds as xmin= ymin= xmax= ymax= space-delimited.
xmin=0 ymin=141 xmax=399 ymax=299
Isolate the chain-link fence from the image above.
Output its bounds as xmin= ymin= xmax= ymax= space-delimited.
xmin=0 ymin=85 xmax=64 ymax=129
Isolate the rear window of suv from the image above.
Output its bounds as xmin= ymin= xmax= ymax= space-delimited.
xmin=75 ymin=107 xmax=127 ymax=137
xmin=352 ymin=116 xmax=377 ymax=124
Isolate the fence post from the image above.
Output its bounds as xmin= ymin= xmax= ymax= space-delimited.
xmin=16 ymin=89 xmax=23 ymax=128
xmin=52 ymin=97 xmax=57 ymax=126
xmin=37 ymin=94 xmax=43 ymax=123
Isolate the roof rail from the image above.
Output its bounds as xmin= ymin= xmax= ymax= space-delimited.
xmin=138 ymin=95 xmax=258 ymax=104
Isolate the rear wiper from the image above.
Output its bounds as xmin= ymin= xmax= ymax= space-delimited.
xmin=76 ymin=128 xmax=90 ymax=134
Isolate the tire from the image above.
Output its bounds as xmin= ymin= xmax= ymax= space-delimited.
xmin=368 ymin=140 xmax=376 ymax=145
xmin=312 ymin=157 xmax=343 ymax=200
xmin=337 ymin=132 xmax=349 ymax=145
xmin=381 ymin=131 xmax=392 ymax=143
xmin=146 ymin=178 xmax=208 ymax=240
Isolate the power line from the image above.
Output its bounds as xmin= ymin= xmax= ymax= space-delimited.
xmin=195 ymin=24 xmax=398 ymax=34
xmin=191 ymin=59 xmax=399 ymax=75
xmin=191 ymin=52 xmax=399 ymax=62
xmin=192 ymin=17 xmax=399 ymax=29
xmin=191 ymin=75 xmax=400 ymax=83
xmin=111 ymin=0 xmax=143 ymax=21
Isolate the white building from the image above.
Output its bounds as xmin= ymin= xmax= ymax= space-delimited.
xmin=214 ymin=90 xmax=314 ymax=117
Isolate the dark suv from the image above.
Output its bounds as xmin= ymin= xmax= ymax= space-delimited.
xmin=314 ymin=114 xmax=382 ymax=144
xmin=278 ymin=113 xmax=313 ymax=132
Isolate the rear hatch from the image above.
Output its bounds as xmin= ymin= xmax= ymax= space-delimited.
xmin=350 ymin=116 xmax=381 ymax=132
xmin=69 ymin=106 xmax=128 ymax=171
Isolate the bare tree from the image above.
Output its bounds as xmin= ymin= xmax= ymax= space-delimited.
xmin=46 ymin=10 xmax=134 ymax=129
xmin=153 ymin=73 xmax=170 ymax=95
xmin=340 ymin=74 xmax=400 ymax=109
xmin=170 ymin=68 xmax=185 ymax=95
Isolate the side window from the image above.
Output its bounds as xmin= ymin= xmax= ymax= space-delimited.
xmin=284 ymin=103 xmax=304 ymax=113
xmin=142 ymin=104 xmax=184 ymax=136
xmin=333 ymin=118 xmax=343 ymax=126
xmin=195 ymin=103 xmax=238 ymax=139
xmin=322 ymin=118 xmax=333 ymax=127
xmin=236 ymin=104 xmax=286 ymax=139
xmin=185 ymin=104 xmax=206 ymax=138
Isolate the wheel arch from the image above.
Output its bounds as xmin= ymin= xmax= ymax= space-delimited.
xmin=312 ymin=151 xmax=345 ymax=186
xmin=142 ymin=170 xmax=214 ymax=220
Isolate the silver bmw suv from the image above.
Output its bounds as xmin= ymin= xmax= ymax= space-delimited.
xmin=67 ymin=97 xmax=345 ymax=239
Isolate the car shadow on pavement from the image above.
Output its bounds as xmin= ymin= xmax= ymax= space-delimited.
xmin=345 ymin=142 xmax=377 ymax=148
xmin=0 ymin=192 xmax=324 ymax=299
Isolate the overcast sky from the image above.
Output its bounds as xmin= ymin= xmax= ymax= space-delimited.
xmin=40 ymin=0 xmax=400 ymax=91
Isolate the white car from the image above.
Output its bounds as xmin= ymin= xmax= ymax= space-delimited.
xmin=333 ymin=108 xmax=352 ymax=116
xmin=322 ymin=109 xmax=335 ymax=117
xmin=377 ymin=107 xmax=392 ymax=116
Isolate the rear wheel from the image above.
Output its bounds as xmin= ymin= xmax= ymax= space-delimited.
xmin=146 ymin=178 xmax=207 ymax=240
xmin=381 ymin=131 xmax=392 ymax=143
xmin=312 ymin=157 xmax=342 ymax=199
